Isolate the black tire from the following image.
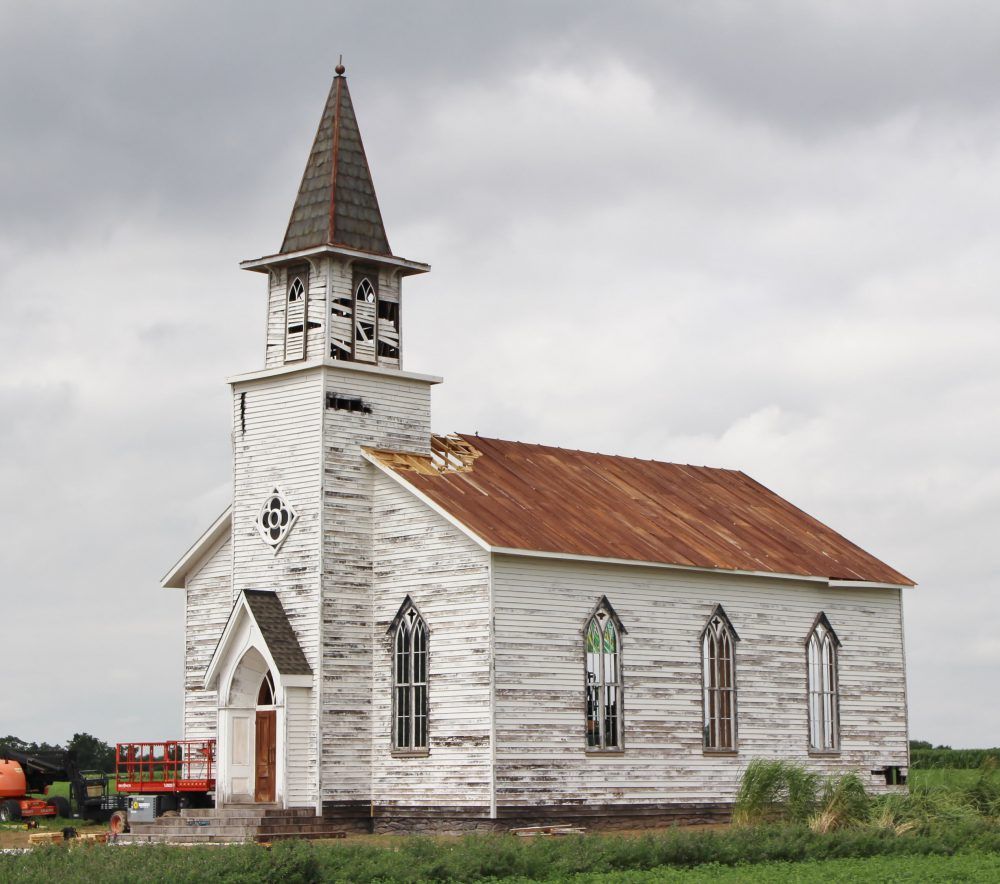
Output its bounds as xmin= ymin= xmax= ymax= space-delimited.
xmin=0 ymin=799 xmax=22 ymax=822
xmin=47 ymin=796 xmax=71 ymax=818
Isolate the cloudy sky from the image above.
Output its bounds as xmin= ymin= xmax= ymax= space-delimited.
xmin=2 ymin=0 xmax=998 ymax=748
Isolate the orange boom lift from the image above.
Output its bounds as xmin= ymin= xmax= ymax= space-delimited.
xmin=0 ymin=748 xmax=72 ymax=821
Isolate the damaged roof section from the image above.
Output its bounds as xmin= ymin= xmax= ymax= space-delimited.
xmin=367 ymin=435 xmax=913 ymax=586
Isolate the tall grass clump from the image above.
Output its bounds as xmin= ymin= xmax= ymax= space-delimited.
xmin=732 ymin=759 xmax=819 ymax=826
xmin=962 ymin=757 xmax=1000 ymax=816
xmin=809 ymin=772 xmax=870 ymax=833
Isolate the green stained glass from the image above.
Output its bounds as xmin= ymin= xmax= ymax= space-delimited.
xmin=586 ymin=621 xmax=602 ymax=653
xmin=604 ymin=623 xmax=617 ymax=653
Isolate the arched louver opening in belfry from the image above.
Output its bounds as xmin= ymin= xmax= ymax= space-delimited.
xmin=354 ymin=276 xmax=377 ymax=363
xmin=584 ymin=599 xmax=624 ymax=750
xmin=702 ymin=606 xmax=739 ymax=750
xmin=392 ymin=602 xmax=428 ymax=750
xmin=284 ymin=270 xmax=308 ymax=362
xmin=807 ymin=614 xmax=841 ymax=751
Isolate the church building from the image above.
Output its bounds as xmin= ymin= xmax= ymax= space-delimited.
xmin=162 ymin=66 xmax=913 ymax=833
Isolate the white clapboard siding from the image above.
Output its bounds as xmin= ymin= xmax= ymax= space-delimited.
xmin=319 ymin=359 xmax=434 ymax=807
xmin=265 ymin=269 xmax=287 ymax=369
xmin=370 ymin=471 xmax=492 ymax=809
xmin=231 ymin=367 xmax=324 ymax=804
xmin=183 ymin=535 xmax=233 ymax=740
xmin=285 ymin=686 xmax=316 ymax=807
xmin=492 ymin=555 xmax=908 ymax=807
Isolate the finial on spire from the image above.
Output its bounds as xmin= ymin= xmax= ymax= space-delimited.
xmin=335 ymin=55 xmax=345 ymax=76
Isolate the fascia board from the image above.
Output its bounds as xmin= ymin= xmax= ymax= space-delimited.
xmin=361 ymin=451 xmax=492 ymax=552
xmin=228 ymin=359 xmax=442 ymax=387
xmin=161 ymin=506 xmax=233 ymax=589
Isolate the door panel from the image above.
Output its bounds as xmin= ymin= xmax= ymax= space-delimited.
xmin=254 ymin=710 xmax=276 ymax=803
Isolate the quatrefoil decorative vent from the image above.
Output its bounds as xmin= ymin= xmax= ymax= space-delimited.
xmin=256 ymin=488 xmax=298 ymax=551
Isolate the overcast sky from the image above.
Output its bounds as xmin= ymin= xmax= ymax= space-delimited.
xmin=2 ymin=0 xmax=998 ymax=749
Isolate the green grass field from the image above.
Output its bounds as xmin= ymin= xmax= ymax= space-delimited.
xmin=910 ymin=768 xmax=984 ymax=789
xmin=507 ymin=853 xmax=1000 ymax=882
xmin=2 ymin=763 xmax=997 ymax=881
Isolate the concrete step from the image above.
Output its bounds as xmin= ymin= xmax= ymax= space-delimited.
xmin=129 ymin=823 xmax=258 ymax=837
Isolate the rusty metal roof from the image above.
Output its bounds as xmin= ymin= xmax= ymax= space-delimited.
xmin=369 ymin=435 xmax=913 ymax=586
xmin=280 ymin=69 xmax=391 ymax=256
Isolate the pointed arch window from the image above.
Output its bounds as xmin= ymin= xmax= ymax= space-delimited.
xmin=391 ymin=600 xmax=428 ymax=751
xmin=702 ymin=606 xmax=739 ymax=751
xmin=354 ymin=275 xmax=377 ymax=363
xmin=257 ymin=670 xmax=275 ymax=706
xmin=284 ymin=267 xmax=309 ymax=362
xmin=807 ymin=614 xmax=841 ymax=752
xmin=585 ymin=599 xmax=624 ymax=750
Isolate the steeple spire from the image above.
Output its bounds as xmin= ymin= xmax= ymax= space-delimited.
xmin=280 ymin=63 xmax=391 ymax=256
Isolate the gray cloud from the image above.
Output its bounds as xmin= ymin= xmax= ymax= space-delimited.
xmin=1 ymin=0 xmax=997 ymax=747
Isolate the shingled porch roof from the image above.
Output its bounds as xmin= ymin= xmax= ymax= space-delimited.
xmin=365 ymin=435 xmax=913 ymax=587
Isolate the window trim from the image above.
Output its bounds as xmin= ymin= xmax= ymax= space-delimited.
xmin=805 ymin=612 xmax=842 ymax=754
xmin=352 ymin=268 xmax=379 ymax=364
xmin=583 ymin=596 xmax=626 ymax=753
xmin=283 ymin=264 xmax=310 ymax=363
xmin=700 ymin=604 xmax=740 ymax=753
xmin=388 ymin=596 xmax=429 ymax=754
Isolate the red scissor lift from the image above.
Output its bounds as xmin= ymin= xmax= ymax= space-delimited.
xmin=111 ymin=739 xmax=215 ymax=833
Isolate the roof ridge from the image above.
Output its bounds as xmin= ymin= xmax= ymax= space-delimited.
xmin=456 ymin=432 xmax=739 ymax=473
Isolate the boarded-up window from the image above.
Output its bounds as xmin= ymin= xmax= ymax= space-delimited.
xmin=585 ymin=602 xmax=622 ymax=750
xmin=392 ymin=603 xmax=428 ymax=751
xmin=330 ymin=285 xmax=354 ymax=360
xmin=284 ymin=266 xmax=309 ymax=362
xmin=807 ymin=614 xmax=840 ymax=751
xmin=377 ymin=297 xmax=400 ymax=361
xmin=702 ymin=607 xmax=738 ymax=750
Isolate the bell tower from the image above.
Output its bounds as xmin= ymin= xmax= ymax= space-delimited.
xmin=220 ymin=63 xmax=440 ymax=812
xmin=241 ymin=60 xmax=425 ymax=371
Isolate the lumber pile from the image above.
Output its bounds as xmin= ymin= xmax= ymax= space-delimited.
xmin=510 ymin=824 xmax=586 ymax=838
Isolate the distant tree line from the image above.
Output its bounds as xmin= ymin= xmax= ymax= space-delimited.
xmin=0 ymin=733 xmax=115 ymax=773
xmin=910 ymin=739 xmax=1000 ymax=769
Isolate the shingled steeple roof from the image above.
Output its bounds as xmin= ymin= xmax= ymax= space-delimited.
xmin=280 ymin=64 xmax=391 ymax=256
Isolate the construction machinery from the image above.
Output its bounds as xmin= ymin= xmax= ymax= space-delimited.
xmin=0 ymin=739 xmax=215 ymax=831
xmin=0 ymin=747 xmax=73 ymax=821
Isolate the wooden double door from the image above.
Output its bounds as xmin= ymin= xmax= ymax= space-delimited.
xmin=254 ymin=710 xmax=276 ymax=803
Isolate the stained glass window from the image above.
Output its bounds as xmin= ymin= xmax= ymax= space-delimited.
xmin=702 ymin=608 xmax=738 ymax=750
xmin=585 ymin=605 xmax=622 ymax=749
xmin=807 ymin=616 xmax=840 ymax=751
xmin=393 ymin=605 xmax=428 ymax=751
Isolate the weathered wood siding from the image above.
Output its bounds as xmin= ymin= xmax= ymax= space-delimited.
xmin=183 ymin=535 xmax=232 ymax=740
xmin=285 ymin=686 xmax=316 ymax=807
xmin=371 ymin=471 xmax=492 ymax=810
xmin=264 ymin=261 xmax=330 ymax=368
xmin=319 ymin=363 xmax=433 ymax=808
xmin=231 ymin=368 xmax=324 ymax=804
xmin=493 ymin=555 xmax=908 ymax=808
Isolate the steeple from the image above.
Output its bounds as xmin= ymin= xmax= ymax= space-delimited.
xmin=281 ymin=62 xmax=391 ymax=257
xmin=240 ymin=64 xmax=429 ymax=372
